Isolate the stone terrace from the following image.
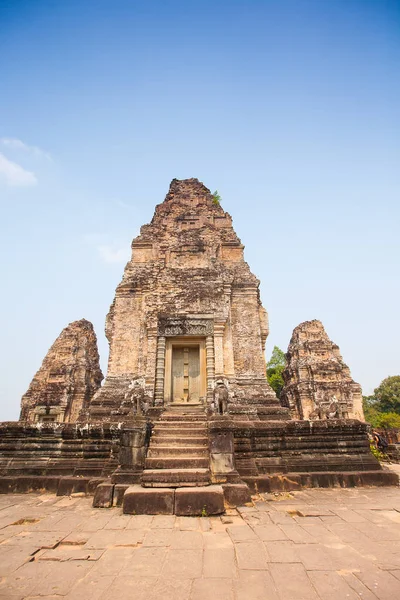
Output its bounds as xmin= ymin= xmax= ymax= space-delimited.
xmin=1 ymin=485 xmax=400 ymax=599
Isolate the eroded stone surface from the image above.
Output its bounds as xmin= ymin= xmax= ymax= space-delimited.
xmin=281 ymin=320 xmax=364 ymax=420
xmin=20 ymin=319 xmax=103 ymax=423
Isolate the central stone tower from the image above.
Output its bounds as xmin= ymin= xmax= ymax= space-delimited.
xmin=88 ymin=178 xmax=282 ymax=420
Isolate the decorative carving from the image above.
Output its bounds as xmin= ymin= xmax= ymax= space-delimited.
xmin=158 ymin=317 xmax=214 ymax=337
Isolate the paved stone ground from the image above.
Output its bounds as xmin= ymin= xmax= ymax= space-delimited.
xmin=1 ymin=486 xmax=400 ymax=599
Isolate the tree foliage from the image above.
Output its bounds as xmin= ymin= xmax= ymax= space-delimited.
xmin=267 ymin=346 xmax=286 ymax=399
xmin=373 ymin=376 xmax=400 ymax=414
xmin=212 ymin=190 xmax=222 ymax=205
xmin=363 ymin=376 xmax=400 ymax=429
xmin=374 ymin=412 xmax=400 ymax=429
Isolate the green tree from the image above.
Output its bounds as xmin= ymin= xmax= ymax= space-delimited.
xmin=362 ymin=395 xmax=381 ymax=426
xmin=363 ymin=377 xmax=400 ymax=428
xmin=375 ymin=412 xmax=400 ymax=429
xmin=373 ymin=376 xmax=400 ymax=414
xmin=267 ymin=346 xmax=286 ymax=398
xmin=212 ymin=190 xmax=222 ymax=205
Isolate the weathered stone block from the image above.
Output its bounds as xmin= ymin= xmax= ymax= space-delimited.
xmin=119 ymin=445 xmax=146 ymax=469
xmin=210 ymin=452 xmax=235 ymax=476
xmin=123 ymin=486 xmax=175 ymax=514
xmin=210 ymin=430 xmax=234 ymax=454
xmin=92 ymin=483 xmax=114 ymax=508
xmin=175 ymin=485 xmax=224 ymax=516
xmin=222 ymin=483 xmax=251 ymax=506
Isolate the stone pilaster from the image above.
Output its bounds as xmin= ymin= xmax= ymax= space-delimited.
xmin=154 ymin=336 xmax=166 ymax=406
xmin=206 ymin=335 xmax=215 ymax=403
xmin=145 ymin=326 xmax=158 ymax=390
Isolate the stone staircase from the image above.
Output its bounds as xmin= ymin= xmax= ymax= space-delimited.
xmin=141 ymin=404 xmax=211 ymax=488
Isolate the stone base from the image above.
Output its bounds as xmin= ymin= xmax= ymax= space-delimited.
xmin=123 ymin=486 xmax=175 ymax=515
xmin=243 ymin=470 xmax=399 ymax=493
xmin=222 ymin=483 xmax=252 ymax=506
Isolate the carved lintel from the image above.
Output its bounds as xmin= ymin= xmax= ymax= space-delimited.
xmin=158 ymin=317 xmax=214 ymax=337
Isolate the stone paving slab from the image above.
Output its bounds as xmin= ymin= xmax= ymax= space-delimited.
xmin=1 ymin=487 xmax=400 ymax=598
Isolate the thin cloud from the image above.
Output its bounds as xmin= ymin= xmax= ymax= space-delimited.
xmin=0 ymin=138 xmax=52 ymax=161
xmin=0 ymin=153 xmax=37 ymax=187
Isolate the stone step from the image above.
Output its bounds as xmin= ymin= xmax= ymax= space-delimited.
xmin=153 ymin=423 xmax=208 ymax=437
xmin=150 ymin=436 xmax=208 ymax=447
xmin=151 ymin=428 xmax=208 ymax=440
xmin=147 ymin=446 xmax=208 ymax=457
xmin=141 ymin=468 xmax=211 ymax=487
xmin=122 ymin=484 xmax=224 ymax=516
xmin=167 ymin=403 xmax=204 ymax=409
xmin=156 ymin=422 xmax=207 ymax=429
xmin=160 ymin=415 xmax=207 ymax=422
xmin=145 ymin=456 xmax=209 ymax=469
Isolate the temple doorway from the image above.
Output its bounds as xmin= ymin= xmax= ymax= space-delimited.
xmin=172 ymin=346 xmax=200 ymax=402
xmin=164 ymin=337 xmax=207 ymax=404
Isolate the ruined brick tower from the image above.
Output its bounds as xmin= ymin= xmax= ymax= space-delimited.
xmin=89 ymin=178 xmax=282 ymax=420
xmin=20 ymin=319 xmax=103 ymax=423
xmin=281 ymin=320 xmax=364 ymax=421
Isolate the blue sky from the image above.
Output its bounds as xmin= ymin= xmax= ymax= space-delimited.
xmin=0 ymin=0 xmax=399 ymax=420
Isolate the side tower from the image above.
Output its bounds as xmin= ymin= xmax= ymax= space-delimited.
xmin=20 ymin=319 xmax=103 ymax=423
xmin=89 ymin=178 xmax=281 ymax=420
xmin=281 ymin=320 xmax=364 ymax=420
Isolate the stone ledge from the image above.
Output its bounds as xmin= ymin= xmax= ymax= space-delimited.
xmin=243 ymin=470 xmax=399 ymax=492
xmin=0 ymin=475 xmax=107 ymax=496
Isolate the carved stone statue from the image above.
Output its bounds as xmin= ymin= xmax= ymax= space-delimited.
xmin=326 ymin=395 xmax=342 ymax=419
xmin=125 ymin=377 xmax=146 ymax=416
xmin=309 ymin=394 xmax=344 ymax=420
xmin=213 ymin=380 xmax=229 ymax=415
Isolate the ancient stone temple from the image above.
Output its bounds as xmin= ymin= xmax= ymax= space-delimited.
xmin=0 ymin=179 xmax=397 ymax=509
xmin=20 ymin=319 xmax=103 ymax=423
xmin=88 ymin=177 xmax=281 ymax=421
xmin=280 ymin=320 xmax=364 ymax=421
